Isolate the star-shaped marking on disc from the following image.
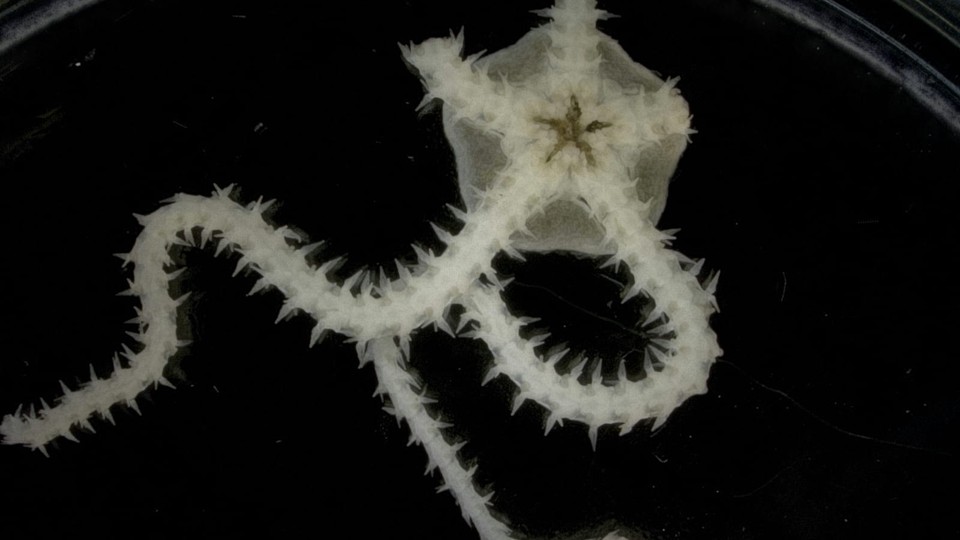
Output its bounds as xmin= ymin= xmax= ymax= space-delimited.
xmin=534 ymin=94 xmax=612 ymax=166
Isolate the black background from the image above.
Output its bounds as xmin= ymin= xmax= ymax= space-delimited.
xmin=0 ymin=0 xmax=957 ymax=538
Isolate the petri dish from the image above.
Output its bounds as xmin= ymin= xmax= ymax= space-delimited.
xmin=0 ymin=1 xmax=957 ymax=538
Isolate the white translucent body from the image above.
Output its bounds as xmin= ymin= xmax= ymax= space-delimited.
xmin=1 ymin=2 xmax=721 ymax=539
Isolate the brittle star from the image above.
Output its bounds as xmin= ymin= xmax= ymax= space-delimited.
xmin=1 ymin=1 xmax=720 ymax=539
